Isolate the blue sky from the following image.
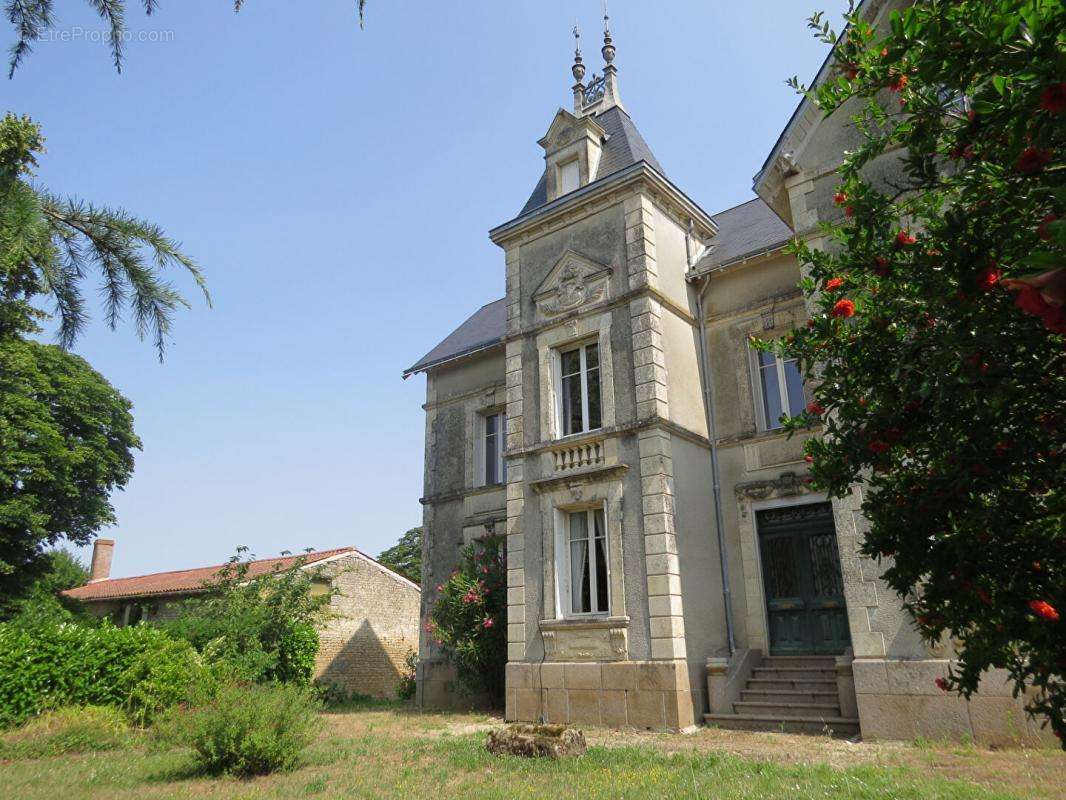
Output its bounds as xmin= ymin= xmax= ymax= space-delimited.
xmin=6 ymin=0 xmax=847 ymax=579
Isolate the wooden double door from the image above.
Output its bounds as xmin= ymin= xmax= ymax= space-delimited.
xmin=756 ymin=502 xmax=851 ymax=655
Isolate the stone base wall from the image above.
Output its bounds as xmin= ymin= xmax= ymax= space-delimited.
xmin=505 ymin=660 xmax=695 ymax=730
xmin=417 ymin=659 xmax=494 ymax=711
xmin=854 ymin=658 xmax=1057 ymax=747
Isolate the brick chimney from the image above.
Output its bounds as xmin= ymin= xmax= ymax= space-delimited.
xmin=89 ymin=539 xmax=115 ymax=582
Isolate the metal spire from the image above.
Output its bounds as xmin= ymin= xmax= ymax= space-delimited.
xmin=602 ymin=1 xmax=615 ymax=66
xmin=572 ymin=21 xmax=586 ymax=82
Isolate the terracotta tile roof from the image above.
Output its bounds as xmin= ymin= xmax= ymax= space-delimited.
xmin=63 ymin=547 xmax=357 ymax=602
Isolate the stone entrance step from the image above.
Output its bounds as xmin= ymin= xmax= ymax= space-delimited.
xmin=705 ymin=712 xmax=859 ymax=737
xmin=740 ymin=689 xmax=839 ymax=705
xmin=746 ymin=677 xmax=838 ymax=693
xmin=751 ymin=666 xmax=836 ymax=681
xmin=761 ymin=656 xmax=838 ymax=670
xmin=734 ymin=700 xmax=842 ymax=719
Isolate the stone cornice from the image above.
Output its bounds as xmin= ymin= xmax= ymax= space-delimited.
xmin=489 ymin=162 xmax=717 ymax=248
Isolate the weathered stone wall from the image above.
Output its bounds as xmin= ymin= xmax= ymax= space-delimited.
xmin=416 ymin=350 xmax=507 ymax=709
xmin=314 ymin=554 xmax=420 ymax=698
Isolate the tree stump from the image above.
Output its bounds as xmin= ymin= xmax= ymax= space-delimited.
xmin=485 ymin=724 xmax=587 ymax=759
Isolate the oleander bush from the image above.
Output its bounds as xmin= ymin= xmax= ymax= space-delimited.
xmin=0 ymin=621 xmax=202 ymax=728
xmin=0 ymin=705 xmax=133 ymax=759
xmin=428 ymin=537 xmax=506 ymax=705
xmin=156 ymin=681 xmax=322 ymax=777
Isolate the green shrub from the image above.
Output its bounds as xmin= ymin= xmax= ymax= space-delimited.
xmin=0 ymin=621 xmax=202 ymax=727
xmin=396 ymin=650 xmax=417 ymax=701
xmin=161 ymin=548 xmax=328 ymax=686
xmin=158 ymin=682 xmax=322 ymax=777
xmin=0 ymin=705 xmax=133 ymax=759
xmin=428 ymin=538 xmax=506 ymax=704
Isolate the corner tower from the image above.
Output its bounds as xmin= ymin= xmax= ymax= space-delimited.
xmin=490 ymin=15 xmax=720 ymax=729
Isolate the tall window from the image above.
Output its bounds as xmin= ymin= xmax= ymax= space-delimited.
xmin=558 ymin=342 xmax=602 ymax=436
xmin=755 ymin=349 xmax=805 ymax=429
xmin=481 ymin=411 xmax=506 ymax=485
xmin=558 ymin=159 xmax=580 ymax=195
xmin=567 ymin=507 xmax=608 ymax=615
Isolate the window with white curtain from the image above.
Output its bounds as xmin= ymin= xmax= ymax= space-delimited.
xmin=556 ymin=342 xmax=602 ymax=437
xmin=479 ymin=411 xmax=506 ymax=486
xmin=754 ymin=349 xmax=805 ymax=430
xmin=564 ymin=506 xmax=608 ymax=615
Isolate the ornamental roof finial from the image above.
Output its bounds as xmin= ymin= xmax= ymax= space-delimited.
xmin=602 ymin=1 xmax=615 ymax=66
xmin=572 ymin=22 xmax=586 ymax=83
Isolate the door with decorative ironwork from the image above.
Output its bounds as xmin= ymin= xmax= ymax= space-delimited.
xmin=756 ymin=502 xmax=850 ymax=655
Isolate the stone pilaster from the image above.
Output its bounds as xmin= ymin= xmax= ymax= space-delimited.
xmin=624 ymin=194 xmax=658 ymax=291
xmin=638 ymin=428 xmax=686 ymax=660
xmin=503 ymin=244 xmax=527 ymax=666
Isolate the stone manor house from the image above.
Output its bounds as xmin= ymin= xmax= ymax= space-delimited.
xmin=404 ymin=2 xmax=1052 ymax=745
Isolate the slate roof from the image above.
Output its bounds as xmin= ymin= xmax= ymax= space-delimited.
xmin=403 ymin=298 xmax=507 ymax=376
xmin=696 ymin=198 xmax=793 ymax=268
xmin=64 ymin=547 xmax=362 ymax=602
xmin=518 ymin=106 xmax=666 ymax=217
xmin=404 ymin=199 xmax=791 ymax=377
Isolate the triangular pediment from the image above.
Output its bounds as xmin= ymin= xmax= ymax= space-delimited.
xmin=537 ymin=109 xmax=606 ymax=154
xmin=532 ymin=250 xmax=613 ymax=318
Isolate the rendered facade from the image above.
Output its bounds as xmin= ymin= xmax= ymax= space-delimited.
xmin=405 ymin=3 xmax=1053 ymax=745
xmin=66 ymin=539 xmax=421 ymax=699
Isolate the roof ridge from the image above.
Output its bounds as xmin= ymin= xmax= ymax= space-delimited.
xmin=84 ymin=546 xmax=355 ymax=585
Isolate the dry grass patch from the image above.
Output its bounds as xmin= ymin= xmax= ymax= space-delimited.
xmin=0 ymin=705 xmax=1062 ymax=800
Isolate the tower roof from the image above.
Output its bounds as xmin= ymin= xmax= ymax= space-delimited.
xmin=517 ymin=105 xmax=665 ymax=217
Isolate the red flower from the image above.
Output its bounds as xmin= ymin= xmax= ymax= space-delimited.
xmin=825 ymin=277 xmax=844 ymax=291
xmin=482 ymin=616 xmax=495 ymax=628
xmin=844 ymin=66 xmax=858 ymax=80
xmin=868 ymin=440 xmax=891 ymax=454
xmin=1015 ymin=285 xmax=1050 ymax=316
xmin=895 ymin=230 xmax=917 ymax=248
xmin=844 ymin=205 xmax=855 ymax=218
xmin=873 ymin=256 xmax=891 ymax=277
xmin=935 ymin=677 xmax=950 ymax=692
xmin=889 ymin=74 xmax=909 ymax=92
xmin=1029 ymin=600 xmax=1060 ymax=622
xmin=833 ymin=192 xmax=847 ymax=205
xmin=1037 ymin=214 xmax=1057 ymax=240
xmin=803 ymin=454 xmax=814 ymax=463
xmin=977 ymin=266 xmax=1001 ymax=291
xmin=807 ymin=402 xmax=825 ymax=416
xmin=1039 ymin=83 xmax=1066 ymax=114
xmin=1016 ymin=147 xmax=1052 ymax=173
xmin=806 ymin=319 xmax=816 ymax=328
xmin=832 ymin=298 xmax=856 ymax=318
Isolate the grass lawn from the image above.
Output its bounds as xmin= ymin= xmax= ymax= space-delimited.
xmin=1 ymin=702 xmax=1062 ymax=799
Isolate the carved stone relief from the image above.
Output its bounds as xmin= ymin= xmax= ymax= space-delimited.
xmin=532 ymin=251 xmax=612 ymax=320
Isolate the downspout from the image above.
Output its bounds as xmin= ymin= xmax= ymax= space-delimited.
xmin=692 ymin=270 xmax=737 ymax=657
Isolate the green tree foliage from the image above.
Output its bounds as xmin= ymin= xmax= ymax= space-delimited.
xmin=0 ymin=338 xmax=139 ymax=600
xmin=5 ymin=1 xmax=369 ymax=78
xmin=162 ymin=548 xmax=332 ymax=685
xmin=0 ymin=548 xmax=91 ymax=625
xmin=377 ymin=527 xmax=423 ymax=585
xmin=776 ymin=1 xmax=1064 ymax=741
xmin=1 ymin=112 xmax=206 ymax=602
xmin=428 ymin=538 xmax=506 ymax=705
xmin=1 ymin=114 xmax=208 ymax=354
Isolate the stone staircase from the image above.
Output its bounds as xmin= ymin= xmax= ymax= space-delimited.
xmin=704 ymin=655 xmax=859 ymax=736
